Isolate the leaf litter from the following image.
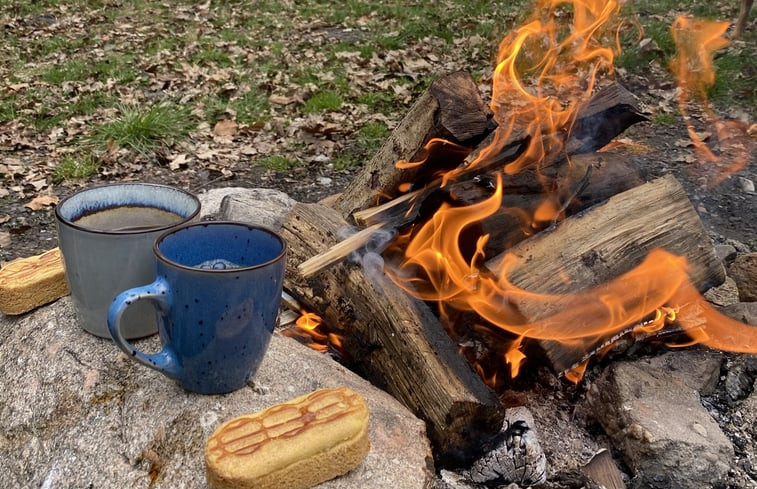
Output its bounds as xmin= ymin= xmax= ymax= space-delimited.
xmin=0 ymin=0 xmax=754 ymax=263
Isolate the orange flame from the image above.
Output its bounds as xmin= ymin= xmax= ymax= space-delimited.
xmin=462 ymin=0 xmax=623 ymax=181
xmin=282 ymin=311 xmax=347 ymax=355
xmin=385 ymin=2 xmax=757 ymax=384
xmin=504 ymin=334 xmax=528 ymax=379
xmin=670 ymin=16 xmax=753 ymax=186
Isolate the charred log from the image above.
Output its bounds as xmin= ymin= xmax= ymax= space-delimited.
xmin=352 ymin=82 xmax=646 ymax=230
xmin=334 ymin=71 xmax=494 ymax=219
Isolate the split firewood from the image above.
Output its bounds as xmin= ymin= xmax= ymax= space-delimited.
xmin=447 ymin=151 xmax=646 ymax=258
xmin=484 ymin=174 xmax=726 ymax=373
xmin=334 ymin=71 xmax=494 ymax=219
xmin=582 ymin=449 xmax=627 ymax=489
xmin=297 ymin=222 xmax=387 ymax=278
xmin=280 ymin=202 xmax=505 ymax=465
xmin=352 ymin=82 xmax=646 ymax=230
xmin=308 ymin=83 xmax=645 ymax=278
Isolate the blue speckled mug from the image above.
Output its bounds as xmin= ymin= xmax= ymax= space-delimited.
xmin=107 ymin=222 xmax=286 ymax=394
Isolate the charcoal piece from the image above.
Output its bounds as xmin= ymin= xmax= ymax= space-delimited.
xmin=725 ymin=354 xmax=757 ymax=402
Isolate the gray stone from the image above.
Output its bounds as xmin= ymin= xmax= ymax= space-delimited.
xmin=196 ymin=187 xmax=252 ymax=219
xmin=736 ymin=176 xmax=755 ymax=194
xmin=219 ymin=189 xmax=297 ymax=229
xmin=644 ymin=350 xmax=724 ymax=396
xmin=197 ymin=187 xmax=297 ymax=230
xmin=0 ymin=297 xmax=433 ymax=488
xmin=704 ymin=275 xmax=740 ymax=307
xmin=725 ymin=354 xmax=757 ymax=402
xmin=728 ymin=253 xmax=757 ymax=302
xmin=719 ymin=302 xmax=757 ymax=325
xmin=713 ymin=244 xmax=738 ymax=264
xmin=587 ymin=354 xmax=734 ymax=489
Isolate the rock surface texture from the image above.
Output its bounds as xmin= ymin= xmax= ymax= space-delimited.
xmin=729 ymin=252 xmax=757 ymax=302
xmin=0 ymin=298 xmax=433 ymax=488
xmin=588 ymin=351 xmax=734 ymax=489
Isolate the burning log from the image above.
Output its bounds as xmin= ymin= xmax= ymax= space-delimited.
xmin=279 ymin=202 xmax=505 ymax=466
xmin=349 ymin=81 xmax=646 ymax=230
xmin=447 ymin=150 xmax=646 ymax=257
xmin=333 ymin=71 xmax=494 ymax=219
xmin=437 ymin=407 xmax=547 ymax=488
xmin=484 ymin=174 xmax=726 ymax=373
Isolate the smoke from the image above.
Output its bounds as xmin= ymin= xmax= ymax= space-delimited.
xmin=337 ymin=225 xmax=397 ymax=287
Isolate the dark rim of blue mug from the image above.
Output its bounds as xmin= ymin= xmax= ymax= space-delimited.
xmin=55 ymin=182 xmax=201 ymax=235
xmin=153 ymin=221 xmax=287 ymax=273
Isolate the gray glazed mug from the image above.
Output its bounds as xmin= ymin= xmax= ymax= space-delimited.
xmin=55 ymin=183 xmax=201 ymax=338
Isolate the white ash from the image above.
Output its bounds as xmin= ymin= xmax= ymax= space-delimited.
xmin=436 ymin=407 xmax=547 ymax=488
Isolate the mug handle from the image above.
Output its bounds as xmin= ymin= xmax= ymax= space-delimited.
xmin=107 ymin=277 xmax=181 ymax=380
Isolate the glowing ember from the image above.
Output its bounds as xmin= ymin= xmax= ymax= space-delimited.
xmin=281 ymin=311 xmax=346 ymax=355
xmin=383 ymin=0 xmax=757 ymax=384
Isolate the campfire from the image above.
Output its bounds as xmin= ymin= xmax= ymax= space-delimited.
xmin=279 ymin=0 xmax=754 ymax=482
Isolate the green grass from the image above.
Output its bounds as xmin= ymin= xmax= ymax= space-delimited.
xmin=257 ymin=155 xmax=300 ymax=171
xmin=332 ymin=121 xmax=390 ymax=170
xmin=0 ymin=96 xmax=18 ymax=123
xmin=652 ymin=112 xmax=677 ymax=126
xmin=0 ymin=0 xmax=753 ymax=182
xmin=614 ymin=0 xmax=755 ymax=109
xmin=52 ymin=153 xmax=100 ymax=183
xmin=709 ymin=53 xmax=756 ymax=107
xmin=233 ymin=91 xmax=271 ymax=124
xmin=87 ymin=104 xmax=194 ymax=155
xmin=41 ymin=55 xmax=138 ymax=85
xmin=303 ymin=91 xmax=343 ymax=114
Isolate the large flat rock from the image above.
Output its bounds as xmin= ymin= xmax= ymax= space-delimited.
xmin=0 ymin=297 xmax=433 ymax=488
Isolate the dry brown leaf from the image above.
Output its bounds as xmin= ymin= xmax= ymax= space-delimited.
xmin=674 ymin=153 xmax=699 ymax=164
xmin=0 ymin=231 xmax=11 ymax=249
xmin=213 ymin=119 xmax=238 ymax=137
xmin=269 ymin=94 xmax=300 ymax=105
xmin=675 ymin=138 xmax=693 ymax=148
xmin=169 ymin=153 xmax=190 ymax=170
xmin=24 ymin=195 xmax=59 ymax=211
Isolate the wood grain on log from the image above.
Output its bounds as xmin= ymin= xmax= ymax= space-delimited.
xmin=485 ymin=174 xmax=725 ymax=372
xmin=280 ymin=203 xmax=504 ymax=466
xmin=450 ymin=151 xmax=646 ymax=257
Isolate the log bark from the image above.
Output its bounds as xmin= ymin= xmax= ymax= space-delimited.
xmin=280 ymin=202 xmax=505 ymax=466
xmin=484 ymin=174 xmax=726 ymax=372
xmin=334 ymin=71 xmax=494 ymax=219
xmin=351 ymin=82 xmax=646 ymax=229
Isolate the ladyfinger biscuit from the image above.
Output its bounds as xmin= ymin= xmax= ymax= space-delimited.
xmin=0 ymin=247 xmax=68 ymax=315
xmin=205 ymin=386 xmax=370 ymax=489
